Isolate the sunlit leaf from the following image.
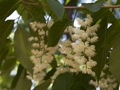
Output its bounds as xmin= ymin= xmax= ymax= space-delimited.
xmin=82 ymin=0 xmax=105 ymax=12
xmin=14 ymin=25 xmax=33 ymax=73
xmin=48 ymin=18 xmax=71 ymax=47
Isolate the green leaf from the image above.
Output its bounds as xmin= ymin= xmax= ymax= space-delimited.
xmin=11 ymin=65 xmax=32 ymax=90
xmin=34 ymin=79 xmax=51 ymax=90
xmin=0 ymin=39 xmax=12 ymax=67
xmin=91 ymin=9 xmax=116 ymax=24
xmin=44 ymin=68 xmax=56 ymax=80
xmin=0 ymin=56 xmax=16 ymax=85
xmin=17 ymin=4 xmax=28 ymax=23
xmin=70 ymin=73 xmax=95 ymax=90
xmin=93 ymin=17 xmax=108 ymax=80
xmin=14 ymin=25 xmax=33 ymax=73
xmin=0 ymin=0 xmax=20 ymax=24
xmin=0 ymin=20 xmax=14 ymax=51
xmin=116 ymin=0 xmax=120 ymax=5
xmin=52 ymin=72 xmax=73 ymax=90
xmin=45 ymin=0 xmax=64 ymax=20
xmin=48 ymin=18 xmax=71 ymax=47
xmin=109 ymin=39 xmax=120 ymax=83
xmin=70 ymin=81 xmax=84 ymax=90
xmin=25 ymin=2 xmax=45 ymax=23
xmin=90 ymin=9 xmax=116 ymax=80
xmin=82 ymin=0 xmax=105 ymax=12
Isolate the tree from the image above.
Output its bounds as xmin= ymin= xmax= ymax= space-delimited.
xmin=0 ymin=0 xmax=120 ymax=90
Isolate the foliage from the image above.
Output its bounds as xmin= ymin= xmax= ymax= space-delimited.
xmin=0 ymin=0 xmax=120 ymax=90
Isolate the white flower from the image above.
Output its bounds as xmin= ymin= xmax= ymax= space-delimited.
xmin=47 ymin=20 xmax=54 ymax=28
xmin=71 ymin=34 xmax=79 ymax=40
xmin=28 ymin=36 xmax=34 ymax=42
xmin=84 ymin=14 xmax=93 ymax=27
xmin=84 ymin=46 xmax=96 ymax=57
xmin=34 ymin=37 xmax=38 ymax=41
xmin=68 ymin=26 xmax=74 ymax=35
xmin=29 ymin=22 xmax=37 ymax=29
xmin=87 ymin=36 xmax=98 ymax=43
xmin=38 ymin=29 xmax=45 ymax=35
xmin=76 ymin=18 xmax=86 ymax=27
xmin=87 ymin=58 xmax=97 ymax=67
xmin=74 ymin=56 xmax=87 ymax=64
xmin=81 ymin=32 xmax=88 ymax=40
xmin=32 ymin=43 xmax=39 ymax=48
xmin=37 ymin=23 xmax=46 ymax=29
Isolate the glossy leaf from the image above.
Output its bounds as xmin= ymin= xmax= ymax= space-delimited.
xmin=34 ymin=79 xmax=51 ymax=90
xmin=14 ymin=25 xmax=33 ymax=73
xmin=0 ymin=20 xmax=14 ymax=51
xmin=11 ymin=65 xmax=32 ymax=90
xmin=82 ymin=0 xmax=105 ymax=12
xmin=52 ymin=72 xmax=73 ymax=90
xmin=45 ymin=0 xmax=64 ymax=20
xmin=48 ymin=18 xmax=71 ymax=47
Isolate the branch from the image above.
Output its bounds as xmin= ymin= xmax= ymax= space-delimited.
xmin=21 ymin=1 xmax=120 ymax=9
xmin=64 ymin=5 xmax=120 ymax=9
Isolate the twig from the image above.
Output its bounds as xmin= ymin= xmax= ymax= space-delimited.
xmin=64 ymin=5 xmax=120 ymax=9
xmin=21 ymin=1 xmax=48 ymax=6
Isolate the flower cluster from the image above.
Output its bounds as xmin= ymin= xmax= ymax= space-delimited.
xmin=27 ymin=15 xmax=99 ymax=84
xmin=27 ymin=21 xmax=57 ymax=82
xmin=90 ymin=64 xmax=118 ymax=90
xmin=57 ymin=15 xmax=99 ymax=77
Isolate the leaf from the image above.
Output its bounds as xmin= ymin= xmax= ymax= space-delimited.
xmin=45 ymin=0 xmax=64 ymax=20
xmin=11 ymin=65 xmax=32 ymax=90
xmin=17 ymin=4 xmax=28 ymax=23
xmin=0 ymin=0 xmax=20 ymax=24
xmin=44 ymin=68 xmax=56 ymax=80
xmin=91 ymin=9 xmax=116 ymax=24
xmin=109 ymin=39 xmax=120 ymax=83
xmin=70 ymin=81 xmax=84 ymax=90
xmin=48 ymin=18 xmax=71 ymax=47
xmin=0 ymin=55 xmax=16 ymax=85
xmin=0 ymin=20 xmax=14 ymax=51
xmin=82 ymin=0 xmax=105 ymax=12
xmin=90 ymin=9 xmax=116 ymax=80
xmin=93 ymin=17 xmax=108 ymax=80
xmin=34 ymin=79 xmax=51 ymax=90
xmin=14 ymin=25 xmax=33 ymax=73
xmin=0 ymin=39 xmax=12 ymax=67
xmin=70 ymin=73 xmax=95 ymax=90
xmin=52 ymin=72 xmax=73 ymax=90
xmin=25 ymin=2 xmax=46 ymax=22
